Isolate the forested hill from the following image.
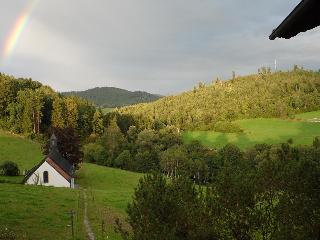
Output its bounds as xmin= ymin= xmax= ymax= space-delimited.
xmin=62 ymin=87 xmax=162 ymax=108
xmin=118 ymin=69 xmax=320 ymax=130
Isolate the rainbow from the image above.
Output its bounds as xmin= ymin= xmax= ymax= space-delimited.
xmin=2 ymin=0 xmax=39 ymax=61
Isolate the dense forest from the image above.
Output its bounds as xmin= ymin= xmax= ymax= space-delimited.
xmin=0 ymin=73 xmax=97 ymax=139
xmin=62 ymin=86 xmax=162 ymax=108
xmin=119 ymin=68 xmax=320 ymax=130
xmin=120 ymin=139 xmax=320 ymax=240
xmin=2 ymin=68 xmax=320 ymax=173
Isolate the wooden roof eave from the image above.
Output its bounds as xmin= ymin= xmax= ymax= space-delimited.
xmin=269 ymin=0 xmax=320 ymax=40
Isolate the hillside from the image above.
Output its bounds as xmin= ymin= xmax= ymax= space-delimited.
xmin=183 ymin=110 xmax=320 ymax=149
xmin=0 ymin=132 xmax=142 ymax=239
xmin=0 ymin=184 xmax=85 ymax=239
xmin=0 ymin=131 xmax=43 ymax=171
xmin=62 ymin=87 xmax=162 ymax=108
xmin=118 ymin=69 xmax=320 ymax=130
xmin=77 ymin=163 xmax=142 ymax=239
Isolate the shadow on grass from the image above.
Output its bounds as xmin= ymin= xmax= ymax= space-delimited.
xmin=0 ymin=175 xmax=24 ymax=184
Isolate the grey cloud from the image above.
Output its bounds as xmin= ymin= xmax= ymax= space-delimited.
xmin=0 ymin=0 xmax=318 ymax=94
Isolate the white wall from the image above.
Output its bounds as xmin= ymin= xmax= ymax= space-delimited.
xmin=25 ymin=160 xmax=72 ymax=188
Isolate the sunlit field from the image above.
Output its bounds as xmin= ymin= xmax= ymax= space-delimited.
xmin=183 ymin=111 xmax=320 ymax=149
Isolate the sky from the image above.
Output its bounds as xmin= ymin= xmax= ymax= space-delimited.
xmin=0 ymin=0 xmax=319 ymax=95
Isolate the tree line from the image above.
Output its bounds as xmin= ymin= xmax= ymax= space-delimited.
xmin=0 ymin=73 xmax=97 ymax=139
xmin=118 ymin=68 xmax=320 ymax=131
xmin=83 ymin=119 xmax=221 ymax=184
xmin=117 ymin=139 xmax=320 ymax=240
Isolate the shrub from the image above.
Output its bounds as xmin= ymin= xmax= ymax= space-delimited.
xmin=82 ymin=143 xmax=107 ymax=165
xmin=313 ymin=136 xmax=320 ymax=148
xmin=0 ymin=227 xmax=16 ymax=240
xmin=213 ymin=121 xmax=243 ymax=133
xmin=114 ymin=150 xmax=133 ymax=170
xmin=0 ymin=161 xmax=20 ymax=176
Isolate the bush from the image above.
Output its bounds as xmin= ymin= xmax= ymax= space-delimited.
xmin=82 ymin=143 xmax=107 ymax=165
xmin=0 ymin=227 xmax=16 ymax=240
xmin=313 ymin=136 xmax=320 ymax=148
xmin=114 ymin=150 xmax=133 ymax=170
xmin=0 ymin=161 xmax=20 ymax=176
xmin=213 ymin=121 xmax=243 ymax=133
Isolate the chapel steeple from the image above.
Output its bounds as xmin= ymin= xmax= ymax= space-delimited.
xmin=50 ymin=133 xmax=58 ymax=151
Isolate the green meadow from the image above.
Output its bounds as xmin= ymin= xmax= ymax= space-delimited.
xmin=0 ymin=184 xmax=85 ymax=240
xmin=295 ymin=110 xmax=320 ymax=120
xmin=0 ymin=131 xmax=43 ymax=171
xmin=77 ymin=163 xmax=142 ymax=239
xmin=0 ymin=132 xmax=85 ymax=239
xmin=183 ymin=111 xmax=320 ymax=149
xmin=78 ymin=163 xmax=142 ymax=212
xmin=0 ymin=175 xmax=24 ymax=184
xmin=0 ymin=132 xmax=141 ymax=239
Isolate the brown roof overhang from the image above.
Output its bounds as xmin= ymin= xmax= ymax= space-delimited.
xmin=46 ymin=158 xmax=72 ymax=182
xmin=269 ymin=0 xmax=320 ymax=40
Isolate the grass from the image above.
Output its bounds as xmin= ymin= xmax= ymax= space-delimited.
xmin=183 ymin=110 xmax=320 ymax=149
xmin=0 ymin=183 xmax=85 ymax=240
xmin=0 ymin=131 xmax=142 ymax=239
xmin=0 ymin=131 xmax=43 ymax=171
xmin=295 ymin=110 xmax=320 ymax=120
xmin=0 ymin=175 xmax=24 ymax=184
xmin=77 ymin=163 xmax=142 ymax=211
xmin=0 ymin=132 xmax=85 ymax=239
xmin=77 ymin=163 xmax=142 ymax=239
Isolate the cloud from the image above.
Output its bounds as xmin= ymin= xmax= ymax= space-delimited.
xmin=0 ymin=0 xmax=318 ymax=94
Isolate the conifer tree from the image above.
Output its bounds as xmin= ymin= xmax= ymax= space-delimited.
xmin=51 ymin=97 xmax=66 ymax=128
xmin=92 ymin=109 xmax=104 ymax=135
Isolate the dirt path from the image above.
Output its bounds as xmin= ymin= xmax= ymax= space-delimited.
xmin=83 ymin=190 xmax=95 ymax=240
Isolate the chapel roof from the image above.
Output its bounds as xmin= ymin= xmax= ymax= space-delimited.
xmin=23 ymin=134 xmax=74 ymax=182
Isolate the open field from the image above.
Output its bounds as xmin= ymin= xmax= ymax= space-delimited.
xmin=0 ymin=132 xmax=142 ymax=239
xmin=77 ymin=163 xmax=142 ymax=212
xmin=183 ymin=111 xmax=320 ymax=149
xmin=295 ymin=110 xmax=320 ymax=121
xmin=0 ymin=175 xmax=24 ymax=184
xmin=0 ymin=162 xmax=141 ymax=240
xmin=0 ymin=131 xmax=43 ymax=171
xmin=77 ymin=163 xmax=142 ymax=239
xmin=0 ymin=183 xmax=85 ymax=240
xmin=0 ymin=132 xmax=83 ymax=239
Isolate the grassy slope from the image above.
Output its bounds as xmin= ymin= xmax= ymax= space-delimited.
xmin=0 ymin=175 xmax=24 ymax=183
xmin=0 ymin=133 xmax=85 ymax=239
xmin=78 ymin=163 xmax=142 ymax=212
xmin=77 ymin=163 xmax=142 ymax=239
xmin=0 ymin=184 xmax=85 ymax=240
xmin=0 ymin=132 xmax=142 ymax=239
xmin=0 ymin=131 xmax=43 ymax=171
xmin=295 ymin=110 xmax=320 ymax=120
xmin=183 ymin=111 xmax=320 ymax=149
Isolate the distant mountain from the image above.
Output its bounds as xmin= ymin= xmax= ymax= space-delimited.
xmin=62 ymin=87 xmax=162 ymax=108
